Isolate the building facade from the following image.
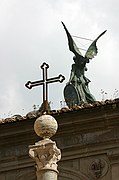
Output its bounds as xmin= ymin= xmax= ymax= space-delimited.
xmin=0 ymin=99 xmax=119 ymax=180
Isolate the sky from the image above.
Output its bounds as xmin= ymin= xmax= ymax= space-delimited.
xmin=0 ymin=0 xmax=119 ymax=118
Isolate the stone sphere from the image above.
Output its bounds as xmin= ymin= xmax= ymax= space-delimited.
xmin=34 ymin=115 xmax=58 ymax=139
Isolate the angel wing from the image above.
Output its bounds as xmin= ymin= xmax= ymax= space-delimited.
xmin=61 ymin=21 xmax=82 ymax=57
xmin=85 ymin=30 xmax=107 ymax=59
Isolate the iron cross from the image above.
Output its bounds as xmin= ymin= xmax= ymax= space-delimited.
xmin=25 ymin=62 xmax=65 ymax=113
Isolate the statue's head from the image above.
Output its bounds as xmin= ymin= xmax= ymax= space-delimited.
xmin=73 ymin=56 xmax=81 ymax=65
xmin=73 ymin=56 xmax=76 ymax=61
xmin=73 ymin=56 xmax=78 ymax=64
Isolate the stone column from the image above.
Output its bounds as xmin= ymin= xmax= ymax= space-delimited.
xmin=29 ymin=115 xmax=61 ymax=180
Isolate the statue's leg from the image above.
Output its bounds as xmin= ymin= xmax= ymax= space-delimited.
xmin=84 ymin=85 xmax=96 ymax=103
xmin=76 ymin=84 xmax=87 ymax=105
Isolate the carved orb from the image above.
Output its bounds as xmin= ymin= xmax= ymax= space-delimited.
xmin=34 ymin=115 xmax=58 ymax=139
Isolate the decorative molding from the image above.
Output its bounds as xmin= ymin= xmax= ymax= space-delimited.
xmin=29 ymin=139 xmax=61 ymax=173
xmin=88 ymin=158 xmax=109 ymax=179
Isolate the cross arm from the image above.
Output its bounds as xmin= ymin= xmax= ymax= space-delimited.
xmin=25 ymin=80 xmax=44 ymax=89
xmin=47 ymin=74 xmax=65 ymax=84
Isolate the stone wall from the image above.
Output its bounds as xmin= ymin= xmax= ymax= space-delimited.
xmin=0 ymin=100 xmax=119 ymax=179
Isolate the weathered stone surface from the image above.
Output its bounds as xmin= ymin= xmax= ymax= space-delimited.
xmin=0 ymin=101 xmax=119 ymax=179
xmin=36 ymin=170 xmax=58 ymax=180
xmin=34 ymin=115 xmax=58 ymax=139
xmin=29 ymin=115 xmax=61 ymax=180
xmin=29 ymin=139 xmax=61 ymax=173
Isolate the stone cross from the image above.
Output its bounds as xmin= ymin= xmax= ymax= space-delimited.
xmin=25 ymin=62 xmax=65 ymax=112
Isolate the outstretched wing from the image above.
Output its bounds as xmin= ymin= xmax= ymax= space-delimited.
xmin=85 ymin=30 xmax=107 ymax=59
xmin=61 ymin=21 xmax=82 ymax=56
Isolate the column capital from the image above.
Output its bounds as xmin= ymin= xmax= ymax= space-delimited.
xmin=29 ymin=138 xmax=61 ymax=173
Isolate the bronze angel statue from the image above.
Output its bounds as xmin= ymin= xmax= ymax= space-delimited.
xmin=62 ymin=22 xmax=106 ymax=107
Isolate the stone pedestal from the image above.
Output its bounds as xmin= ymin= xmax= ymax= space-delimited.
xmin=29 ymin=115 xmax=61 ymax=180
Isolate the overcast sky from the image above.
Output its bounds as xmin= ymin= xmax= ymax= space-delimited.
xmin=0 ymin=0 xmax=119 ymax=118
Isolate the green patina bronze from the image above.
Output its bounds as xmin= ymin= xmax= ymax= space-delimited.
xmin=62 ymin=22 xmax=106 ymax=108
